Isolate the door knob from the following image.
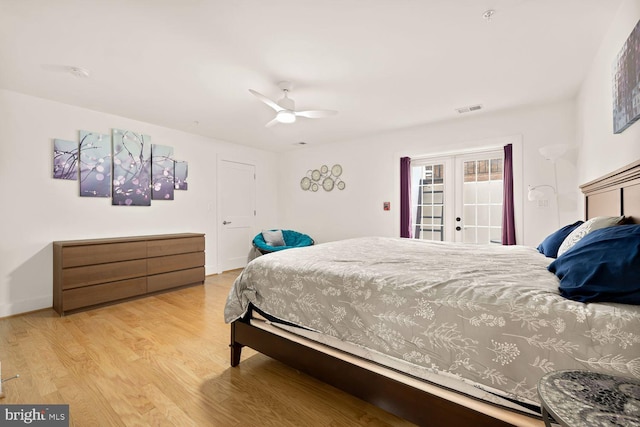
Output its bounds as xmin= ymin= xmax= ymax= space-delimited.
xmin=223 ymin=221 xmax=232 ymax=225
xmin=456 ymin=226 xmax=461 ymax=231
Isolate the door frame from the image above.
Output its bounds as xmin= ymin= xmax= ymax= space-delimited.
xmin=399 ymin=135 xmax=523 ymax=244
xmin=216 ymin=155 xmax=257 ymax=274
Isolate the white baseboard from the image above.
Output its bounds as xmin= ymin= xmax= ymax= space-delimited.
xmin=0 ymin=295 xmax=52 ymax=318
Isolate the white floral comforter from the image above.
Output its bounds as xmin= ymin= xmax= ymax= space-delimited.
xmin=224 ymin=237 xmax=640 ymax=405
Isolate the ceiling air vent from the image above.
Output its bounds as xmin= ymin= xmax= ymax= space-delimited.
xmin=456 ymin=104 xmax=483 ymax=114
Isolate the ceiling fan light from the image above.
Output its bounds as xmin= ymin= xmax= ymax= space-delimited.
xmin=276 ymin=110 xmax=296 ymax=124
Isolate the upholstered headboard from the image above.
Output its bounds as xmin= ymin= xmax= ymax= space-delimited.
xmin=580 ymin=159 xmax=640 ymax=223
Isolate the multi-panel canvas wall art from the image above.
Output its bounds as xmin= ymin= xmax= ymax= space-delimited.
xmin=151 ymin=144 xmax=175 ymax=200
xmin=174 ymin=161 xmax=188 ymax=190
xmin=52 ymin=128 xmax=188 ymax=206
xmin=79 ymin=130 xmax=111 ymax=197
xmin=112 ymin=129 xmax=152 ymax=206
xmin=613 ymin=19 xmax=640 ymax=134
xmin=53 ymin=139 xmax=78 ymax=180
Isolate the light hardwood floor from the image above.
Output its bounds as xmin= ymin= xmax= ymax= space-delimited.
xmin=0 ymin=270 xmax=416 ymax=426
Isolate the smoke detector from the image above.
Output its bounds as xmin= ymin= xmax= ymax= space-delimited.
xmin=69 ymin=67 xmax=90 ymax=78
xmin=482 ymin=9 xmax=495 ymax=22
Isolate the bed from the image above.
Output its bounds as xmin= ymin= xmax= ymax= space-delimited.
xmin=225 ymin=159 xmax=640 ymax=427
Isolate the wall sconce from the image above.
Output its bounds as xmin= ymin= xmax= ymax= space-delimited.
xmin=527 ymin=184 xmax=556 ymax=201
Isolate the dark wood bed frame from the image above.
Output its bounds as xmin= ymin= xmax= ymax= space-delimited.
xmin=230 ymin=159 xmax=640 ymax=427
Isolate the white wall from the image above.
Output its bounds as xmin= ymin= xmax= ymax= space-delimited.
xmin=0 ymin=89 xmax=279 ymax=317
xmin=577 ymin=0 xmax=640 ymax=204
xmin=279 ymin=100 xmax=579 ymax=247
xmin=9 ymin=0 xmax=634 ymax=317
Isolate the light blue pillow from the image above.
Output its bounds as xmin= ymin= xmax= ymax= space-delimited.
xmin=262 ymin=229 xmax=285 ymax=247
xmin=548 ymin=225 xmax=640 ymax=304
xmin=537 ymin=221 xmax=583 ymax=258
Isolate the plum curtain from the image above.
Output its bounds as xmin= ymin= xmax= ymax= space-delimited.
xmin=502 ymin=144 xmax=516 ymax=245
xmin=400 ymin=157 xmax=412 ymax=238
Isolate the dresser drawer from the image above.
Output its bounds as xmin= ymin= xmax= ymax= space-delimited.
xmin=147 ymin=252 xmax=205 ymax=275
xmin=147 ymin=236 xmax=205 ymax=258
xmin=147 ymin=267 xmax=205 ymax=292
xmin=54 ymin=233 xmax=205 ymax=315
xmin=62 ymin=241 xmax=147 ymax=268
xmin=62 ymin=277 xmax=147 ymax=311
xmin=62 ymin=259 xmax=147 ymax=290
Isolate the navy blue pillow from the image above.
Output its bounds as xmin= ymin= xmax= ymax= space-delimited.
xmin=537 ymin=221 xmax=584 ymax=258
xmin=548 ymin=224 xmax=640 ymax=304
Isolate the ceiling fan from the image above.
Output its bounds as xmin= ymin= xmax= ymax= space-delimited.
xmin=249 ymin=81 xmax=337 ymax=127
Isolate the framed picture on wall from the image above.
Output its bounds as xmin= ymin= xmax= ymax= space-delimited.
xmin=613 ymin=19 xmax=640 ymax=134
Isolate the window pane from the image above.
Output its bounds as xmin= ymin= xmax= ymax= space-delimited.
xmin=490 ymin=181 xmax=503 ymax=204
xmin=477 ymin=181 xmax=490 ymax=204
xmin=491 ymin=205 xmax=502 ymax=227
xmin=477 ymin=205 xmax=490 ymax=226
xmin=490 ymin=158 xmax=503 ymax=180
xmin=464 ymin=205 xmax=476 ymax=226
xmin=422 ymin=206 xmax=433 ymax=224
xmin=490 ymin=227 xmax=502 ymax=244
xmin=464 ymin=161 xmax=476 ymax=182
xmin=424 ymin=166 xmax=433 ymax=183
xmin=432 ymin=187 xmax=444 ymax=204
xmin=477 ymin=160 xmax=489 ymax=181
xmin=432 ymin=206 xmax=443 ymax=222
xmin=433 ymin=165 xmax=443 ymax=182
xmin=463 ymin=228 xmax=476 ymax=243
xmin=477 ymin=228 xmax=490 ymax=244
xmin=463 ymin=182 xmax=476 ymax=204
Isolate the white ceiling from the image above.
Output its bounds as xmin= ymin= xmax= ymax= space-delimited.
xmin=0 ymin=0 xmax=623 ymax=151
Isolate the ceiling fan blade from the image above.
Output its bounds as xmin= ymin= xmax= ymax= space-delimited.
xmin=249 ymin=89 xmax=283 ymax=112
xmin=295 ymin=110 xmax=338 ymax=119
xmin=265 ymin=117 xmax=280 ymax=128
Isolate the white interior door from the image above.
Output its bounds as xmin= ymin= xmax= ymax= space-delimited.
xmin=217 ymin=159 xmax=256 ymax=272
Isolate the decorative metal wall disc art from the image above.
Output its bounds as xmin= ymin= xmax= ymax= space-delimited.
xmin=300 ymin=176 xmax=311 ymax=190
xmin=300 ymin=164 xmax=345 ymax=192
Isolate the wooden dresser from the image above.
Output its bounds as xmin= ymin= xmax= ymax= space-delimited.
xmin=53 ymin=233 xmax=205 ymax=315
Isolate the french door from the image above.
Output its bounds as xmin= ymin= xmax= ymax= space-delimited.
xmin=411 ymin=150 xmax=503 ymax=243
